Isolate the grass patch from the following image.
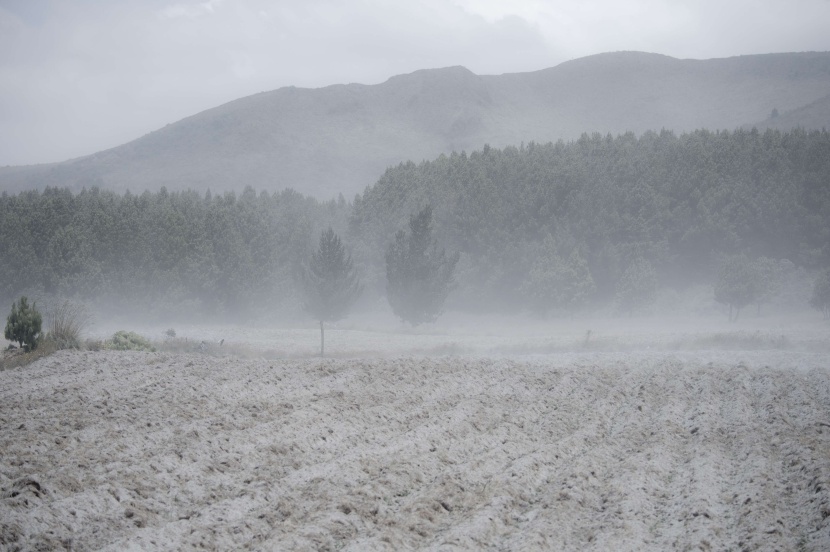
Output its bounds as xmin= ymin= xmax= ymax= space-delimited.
xmin=1 ymin=338 xmax=61 ymax=371
xmin=45 ymin=299 xmax=92 ymax=350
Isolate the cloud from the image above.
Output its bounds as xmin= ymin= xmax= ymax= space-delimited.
xmin=455 ymin=0 xmax=830 ymax=60
xmin=159 ymin=0 xmax=224 ymax=19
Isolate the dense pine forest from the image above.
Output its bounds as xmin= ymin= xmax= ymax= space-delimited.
xmin=352 ymin=128 xmax=830 ymax=311
xmin=0 ymin=187 xmax=348 ymax=320
xmin=2 ymin=127 xmax=829 ymax=321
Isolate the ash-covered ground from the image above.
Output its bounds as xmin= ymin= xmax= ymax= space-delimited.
xmin=2 ymin=316 xmax=830 ymax=550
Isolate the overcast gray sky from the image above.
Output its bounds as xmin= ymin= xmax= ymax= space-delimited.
xmin=1 ymin=0 xmax=829 ymax=166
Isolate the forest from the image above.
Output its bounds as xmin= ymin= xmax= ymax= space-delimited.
xmin=1 ymin=127 xmax=829 ymax=321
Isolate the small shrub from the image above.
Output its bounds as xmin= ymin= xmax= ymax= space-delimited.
xmin=4 ymin=296 xmax=42 ymax=352
xmin=45 ymin=300 xmax=92 ymax=350
xmin=104 ymin=331 xmax=156 ymax=352
xmin=164 ymin=328 xmax=176 ymax=339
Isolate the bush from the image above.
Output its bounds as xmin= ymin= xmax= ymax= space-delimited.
xmin=4 ymin=296 xmax=42 ymax=352
xmin=45 ymin=300 xmax=92 ymax=349
xmin=104 ymin=331 xmax=156 ymax=352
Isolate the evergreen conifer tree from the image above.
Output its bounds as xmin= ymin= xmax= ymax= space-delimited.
xmin=4 ymin=296 xmax=42 ymax=351
xmin=302 ymin=228 xmax=362 ymax=356
xmin=385 ymin=206 xmax=460 ymax=325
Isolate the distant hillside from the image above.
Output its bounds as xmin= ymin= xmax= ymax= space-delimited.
xmin=744 ymin=92 xmax=830 ymax=131
xmin=2 ymin=51 xmax=830 ymax=199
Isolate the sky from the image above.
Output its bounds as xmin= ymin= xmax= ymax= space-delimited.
xmin=1 ymin=0 xmax=829 ymax=167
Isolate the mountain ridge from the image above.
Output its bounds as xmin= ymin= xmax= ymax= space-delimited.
xmin=2 ymin=50 xmax=830 ymax=199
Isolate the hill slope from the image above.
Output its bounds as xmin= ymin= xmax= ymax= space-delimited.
xmin=2 ymin=51 xmax=830 ymax=199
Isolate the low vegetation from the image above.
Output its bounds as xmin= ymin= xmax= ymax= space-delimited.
xmin=1 ymin=297 xmax=99 ymax=370
xmin=44 ymin=299 xmax=92 ymax=350
xmin=102 ymin=331 xmax=156 ymax=352
xmin=1 ymin=339 xmax=59 ymax=371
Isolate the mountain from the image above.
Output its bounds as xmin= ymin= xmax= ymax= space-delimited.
xmin=2 ymin=51 xmax=830 ymax=199
xmin=744 ymin=92 xmax=830 ymax=131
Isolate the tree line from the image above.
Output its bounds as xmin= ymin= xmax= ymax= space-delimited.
xmin=0 ymin=186 xmax=345 ymax=320
xmin=2 ymin=127 xmax=830 ymax=322
xmin=350 ymin=127 xmax=830 ymax=312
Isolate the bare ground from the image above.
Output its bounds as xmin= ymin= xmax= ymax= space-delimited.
xmin=2 ymin=348 xmax=830 ymax=550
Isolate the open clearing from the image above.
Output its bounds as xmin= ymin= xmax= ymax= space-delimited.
xmin=2 ymin=319 xmax=830 ymax=550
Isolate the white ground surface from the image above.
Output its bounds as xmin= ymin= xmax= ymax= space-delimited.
xmin=2 ymin=317 xmax=830 ymax=550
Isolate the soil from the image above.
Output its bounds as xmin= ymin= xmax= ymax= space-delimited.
xmin=2 ymin=333 xmax=830 ymax=550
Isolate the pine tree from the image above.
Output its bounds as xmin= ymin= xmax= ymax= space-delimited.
xmin=302 ymin=228 xmax=362 ymax=356
xmin=4 ymin=296 xmax=42 ymax=351
xmin=385 ymin=206 xmax=460 ymax=325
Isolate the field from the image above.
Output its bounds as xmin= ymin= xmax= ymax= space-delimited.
xmin=2 ymin=315 xmax=830 ymax=550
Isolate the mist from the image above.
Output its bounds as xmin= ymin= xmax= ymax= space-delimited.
xmin=3 ymin=129 xmax=828 ymax=345
xmin=3 ymin=6 xmax=830 ymax=546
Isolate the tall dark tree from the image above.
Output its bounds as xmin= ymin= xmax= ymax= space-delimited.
xmin=302 ymin=228 xmax=362 ymax=356
xmin=385 ymin=206 xmax=460 ymax=325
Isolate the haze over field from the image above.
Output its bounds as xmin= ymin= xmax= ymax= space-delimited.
xmin=1 ymin=1 xmax=828 ymax=343
xmin=2 ymin=1 xmax=830 ymax=549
